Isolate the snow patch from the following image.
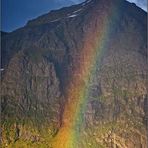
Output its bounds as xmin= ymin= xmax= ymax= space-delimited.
xmin=0 ymin=68 xmax=4 ymax=71
xmin=72 ymin=8 xmax=82 ymax=14
xmin=50 ymin=18 xmax=61 ymax=22
xmin=82 ymin=0 xmax=92 ymax=6
xmin=86 ymin=0 xmax=92 ymax=3
xmin=68 ymin=14 xmax=78 ymax=18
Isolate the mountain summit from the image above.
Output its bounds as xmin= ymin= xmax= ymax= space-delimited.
xmin=1 ymin=0 xmax=147 ymax=147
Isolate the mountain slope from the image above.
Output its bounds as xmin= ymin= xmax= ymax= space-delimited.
xmin=1 ymin=0 xmax=79 ymax=32
xmin=1 ymin=0 xmax=148 ymax=147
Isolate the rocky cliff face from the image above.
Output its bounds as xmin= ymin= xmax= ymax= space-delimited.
xmin=1 ymin=0 xmax=148 ymax=147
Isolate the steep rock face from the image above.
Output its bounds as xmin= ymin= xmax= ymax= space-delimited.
xmin=1 ymin=0 xmax=148 ymax=147
xmin=1 ymin=51 xmax=62 ymax=143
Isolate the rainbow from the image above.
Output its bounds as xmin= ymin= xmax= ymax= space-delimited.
xmin=52 ymin=1 xmax=121 ymax=147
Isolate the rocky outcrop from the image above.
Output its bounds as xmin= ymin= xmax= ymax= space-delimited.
xmin=1 ymin=50 xmax=62 ymax=144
